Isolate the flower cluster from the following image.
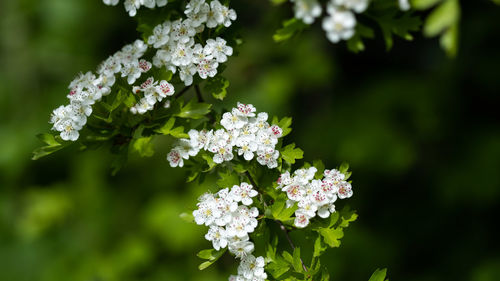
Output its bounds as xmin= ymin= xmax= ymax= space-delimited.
xmin=290 ymin=0 xmax=370 ymax=43
xmin=276 ymin=167 xmax=353 ymax=228
xmin=150 ymin=0 xmax=236 ymax=86
xmin=130 ymin=77 xmax=175 ymax=114
xmin=229 ymin=254 xmax=267 ymax=281
xmin=49 ymin=40 xmax=150 ymax=141
xmin=193 ymin=183 xmax=267 ymax=280
xmin=102 ymin=0 xmax=168 ymax=17
xmin=167 ymin=103 xmax=283 ymax=168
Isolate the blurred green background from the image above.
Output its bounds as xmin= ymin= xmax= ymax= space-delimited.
xmin=1 ymin=0 xmax=499 ymax=280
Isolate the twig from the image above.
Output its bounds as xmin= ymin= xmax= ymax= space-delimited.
xmin=243 ymin=171 xmax=309 ymax=273
xmin=195 ymin=85 xmax=204 ymax=102
xmin=174 ymin=85 xmax=192 ymax=99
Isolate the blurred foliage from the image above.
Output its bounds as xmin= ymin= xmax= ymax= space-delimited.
xmin=1 ymin=0 xmax=499 ymax=281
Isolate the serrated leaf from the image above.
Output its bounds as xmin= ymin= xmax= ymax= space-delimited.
xmin=338 ymin=207 xmax=358 ymax=228
xmin=313 ymin=235 xmax=328 ymax=258
xmin=375 ymin=11 xmax=422 ymax=50
xmin=282 ymin=251 xmax=294 ymax=264
xmin=216 ymin=170 xmax=240 ymax=188
xmin=204 ymin=76 xmax=229 ymax=100
xmin=201 ymin=153 xmax=217 ymax=171
xmin=273 ymin=18 xmax=307 ymax=42
xmin=369 ymin=268 xmax=388 ymax=281
xmin=32 ymin=134 xmax=69 ymax=160
xmin=317 ymin=227 xmax=344 ymax=248
xmin=281 ymin=143 xmax=304 ymax=164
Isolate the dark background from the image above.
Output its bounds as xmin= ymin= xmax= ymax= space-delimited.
xmin=1 ymin=0 xmax=499 ymax=280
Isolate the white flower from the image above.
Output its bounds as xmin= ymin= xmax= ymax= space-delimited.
xmin=171 ymin=42 xmax=194 ymax=66
xmin=230 ymin=182 xmax=258 ymax=206
xmin=229 ymin=241 xmax=254 ymax=259
xmin=238 ymin=255 xmax=267 ymax=279
xmin=337 ymin=181 xmax=353 ymax=199
xmin=219 ymin=4 xmax=237 ymax=27
xmin=256 ymin=148 xmax=279 ymax=168
xmin=292 ymin=0 xmax=322 ymax=24
xmin=221 ymin=112 xmax=247 ymax=131
xmin=179 ymin=64 xmax=197 ymax=86
xmin=156 ymin=0 xmax=168 ymax=7
xmin=196 ymin=58 xmax=218 ymax=79
xmin=167 ymin=148 xmax=184 ymax=167
xmin=205 ymin=37 xmax=233 ymax=63
xmin=171 ymin=19 xmax=197 ymax=44
xmin=206 ymin=0 xmax=224 ymax=28
xmin=185 ymin=0 xmax=210 ymax=27
xmin=332 ymin=0 xmax=370 ymax=13
xmin=294 ymin=210 xmax=310 ymax=228
xmin=322 ymin=6 xmax=356 ymax=43
xmin=205 ymin=226 xmax=229 ymax=250
xmin=148 ymin=22 xmax=171 ymax=48
xmin=398 ymin=0 xmax=410 ymax=11
xmin=103 ymin=0 xmax=119 ymax=5
xmin=124 ymin=0 xmax=141 ymax=17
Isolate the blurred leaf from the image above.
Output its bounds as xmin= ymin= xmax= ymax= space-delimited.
xmin=374 ymin=11 xmax=422 ymax=50
xmin=273 ymin=18 xmax=307 ymax=42
xmin=32 ymin=134 xmax=69 ymax=160
xmin=132 ymin=137 xmax=155 ymax=157
xmin=423 ymin=0 xmax=460 ymax=37
xmin=179 ymin=212 xmax=194 ymax=223
xmin=411 ymin=0 xmax=443 ymax=10
xmin=368 ymin=268 xmax=389 ymax=281
xmin=197 ymin=248 xmax=227 ymax=270
xmin=347 ymin=23 xmax=375 ymax=53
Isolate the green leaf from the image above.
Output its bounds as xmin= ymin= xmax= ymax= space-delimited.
xmin=175 ymin=99 xmax=211 ymax=119
xmin=440 ymin=22 xmax=459 ymax=57
xmin=317 ymin=227 xmax=344 ymax=248
xmin=272 ymin=116 xmax=292 ymax=137
xmin=155 ymin=117 xmax=176 ymax=135
xmin=313 ymin=160 xmax=325 ymax=179
xmin=216 ymin=170 xmax=240 ymax=188
xmin=179 ymin=212 xmax=194 ymax=223
xmin=347 ymin=23 xmax=375 ymax=53
xmin=204 ymin=76 xmax=229 ymax=100
xmin=320 ymin=267 xmax=330 ymax=281
xmin=374 ymin=11 xmax=422 ymax=50
xmin=411 ymin=0 xmax=442 ymax=10
xmin=269 ymin=194 xmax=297 ymax=221
xmin=313 ymin=235 xmax=327 ymax=258
xmin=201 ymin=153 xmax=217 ymax=171
xmin=32 ymin=134 xmax=69 ymax=160
xmin=37 ymin=133 xmax=60 ymax=146
xmin=338 ymin=207 xmax=358 ymax=228
xmin=368 ymin=268 xmax=388 ymax=281
xmin=197 ymin=248 xmax=227 ymax=270
xmin=423 ymin=0 xmax=460 ymax=37
xmin=281 ymin=143 xmax=304 ymax=165
xmin=132 ymin=137 xmax=155 ymax=157
xmin=292 ymin=247 xmax=303 ymax=273
xmin=282 ymin=251 xmax=294 ymax=264
xmin=169 ymin=126 xmax=189 ymax=138
xmin=273 ymin=18 xmax=307 ymax=42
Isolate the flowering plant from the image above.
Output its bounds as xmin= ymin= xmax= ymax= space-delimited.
xmin=33 ymin=0 xmax=475 ymax=280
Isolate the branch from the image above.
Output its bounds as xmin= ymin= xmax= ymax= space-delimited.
xmin=244 ymin=171 xmax=308 ymax=273
xmin=174 ymin=85 xmax=192 ymax=98
xmin=195 ymin=85 xmax=204 ymax=102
